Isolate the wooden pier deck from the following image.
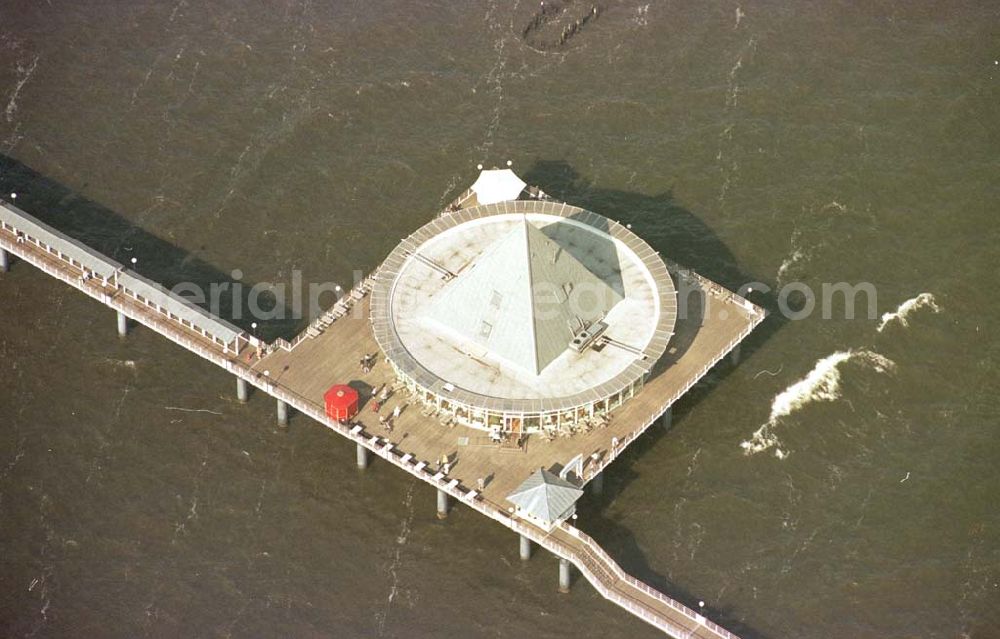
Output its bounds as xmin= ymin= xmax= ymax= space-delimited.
xmin=0 ymin=197 xmax=762 ymax=639
xmin=252 ymin=288 xmax=756 ymax=505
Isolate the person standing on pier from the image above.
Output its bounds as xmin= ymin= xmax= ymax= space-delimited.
xmin=362 ymin=353 xmax=375 ymax=373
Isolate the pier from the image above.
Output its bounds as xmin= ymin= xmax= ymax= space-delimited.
xmin=0 ymin=182 xmax=763 ymax=638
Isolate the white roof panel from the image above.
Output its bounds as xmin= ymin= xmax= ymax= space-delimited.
xmin=507 ymin=469 xmax=583 ymax=522
xmin=1 ymin=202 xmax=243 ymax=346
xmin=421 ymin=218 xmax=622 ymax=375
xmin=0 ymin=202 xmax=122 ymax=278
xmin=119 ymin=271 xmax=243 ymax=345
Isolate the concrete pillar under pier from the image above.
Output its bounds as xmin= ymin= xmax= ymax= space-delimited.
xmin=356 ymin=442 xmax=369 ymax=469
xmin=0 ymin=247 xmax=8 ymax=272
xmin=116 ymin=311 xmax=128 ymax=337
xmin=436 ymin=488 xmax=449 ymax=519
xmin=661 ymin=406 xmax=672 ymax=430
xmin=276 ymin=399 xmax=289 ymax=427
xmin=236 ymin=378 xmax=249 ymax=403
xmin=589 ymin=471 xmax=604 ymax=496
xmin=519 ymin=534 xmax=532 ymax=561
xmin=730 ymin=344 xmax=742 ymax=366
xmin=558 ymin=557 xmax=572 ymax=593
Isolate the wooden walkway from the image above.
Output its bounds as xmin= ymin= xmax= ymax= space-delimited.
xmin=0 ymin=197 xmax=762 ymax=639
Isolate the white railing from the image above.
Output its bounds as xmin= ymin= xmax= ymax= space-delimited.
xmin=586 ymin=305 xmax=764 ymax=481
xmin=272 ymin=274 xmax=377 ymax=353
xmin=561 ymin=524 xmax=741 ymax=639
xmin=438 ymin=188 xmax=475 ymax=217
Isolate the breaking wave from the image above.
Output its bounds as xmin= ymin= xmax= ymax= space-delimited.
xmin=741 ymin=350 xmax=896 ymax=458
xmin=776 ymin=247 xmax=805 ymax=285
xmin=876 ymin=293 xmax=940 ymax=332
xmin=776 ymin=229 xmax=809 ymax=286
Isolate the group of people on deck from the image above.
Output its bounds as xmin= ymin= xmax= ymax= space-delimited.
xmin=370 ymin=383 xmax=401 ymax=431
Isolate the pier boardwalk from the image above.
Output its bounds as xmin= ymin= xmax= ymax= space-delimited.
xmin=0 ymin=185 xmax=763 ymax=638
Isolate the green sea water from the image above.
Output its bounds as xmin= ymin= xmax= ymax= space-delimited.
xmin=0 ymin=1 xmax=997 ymax=637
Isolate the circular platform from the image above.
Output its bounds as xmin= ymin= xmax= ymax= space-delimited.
xmin=370 ymin=199 xmax=676 ymax=432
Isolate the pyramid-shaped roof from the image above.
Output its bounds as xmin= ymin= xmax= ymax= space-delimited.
xmin=507 ymin=468 xmax=584 ymax=523
xmin=471 ymin=168 xmax=527 ymax=205
xmin=421 ymin=218 xmax=624 ymax=375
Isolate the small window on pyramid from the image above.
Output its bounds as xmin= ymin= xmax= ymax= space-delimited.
xmin=479 ymin=321 xmax=493 ymax=338
xmin=490 ymin=290 xmax=503 ymax=308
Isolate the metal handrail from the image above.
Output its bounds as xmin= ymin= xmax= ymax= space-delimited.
xmin=561 ymin=523 xmax=740 ymax=639
xmin=585 ymin=306 xmax=764 ymax=481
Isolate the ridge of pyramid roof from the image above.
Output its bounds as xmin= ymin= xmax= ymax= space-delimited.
xmin=421 ymin=217 xmax=623 ymax=375
xmin=506 ymin=468 xmax=584 ymax=523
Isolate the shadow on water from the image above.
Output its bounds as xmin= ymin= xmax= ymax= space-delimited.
xmin=0 ymin=154 xmax=302 ymax=341
xmin=522 ymin=160 xmax=783 ymax=639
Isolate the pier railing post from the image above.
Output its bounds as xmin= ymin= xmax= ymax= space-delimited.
xmin=519 ymin=534 xmax=532 ymax=561
xmin=116 ymin=311 xmax=128 ymax=337
xmin=236 ymin=378 xmax=249 ymax=403
xmin=0 ymin=247 xmax=8 ymax=272
xmin=276 ymin=398 xmax=289 ymax=427
xmin=356 ymin=442 xmax=369 ymax=469
xmin=558 ymin=557 xmax=572 ymax=593
xmin=436 ymin=488 xmax=449 ymax=519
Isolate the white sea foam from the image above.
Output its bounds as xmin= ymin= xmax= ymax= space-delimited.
xmin=741 ymin=422 xmax=783 ymax=457
xmin=634 ymin=4 xmax=650 ymax=27
xmin=741 ymin=350 xmax=896 ymax=458
xmin=876 ymin=293 xmax=940 ymax=332
xmin=776 ymin=247 xmax=806 ymax=285
xmin=776 ymin=229 xmax=809 ymax=285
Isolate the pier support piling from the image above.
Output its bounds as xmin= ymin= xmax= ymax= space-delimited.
xmin=276 ymin=399 xmax=289 ymax=428
xmin=590 ymin=471 xmax=604 ymax=496
xmin=661 ymin=406 xmax=672 ymax=430
xmin=436 ymin=488 xmax=449 ymax=519
xmin=116 ymin=311 xmax=128 ymax=337
xmin=0 ymin=248 xmax=8 ymax=272
xmin=558 ymin=557 xmax=572 ymax=593
xmin=519 ymin=534 xmax=532 ymax=561
xmin=236 ymin=378 xmax=249 ymax=403
xmin=730 ymin=344 xmax=742 ymax=366
xmin=356 ymin=442 xmax=369 ymax=469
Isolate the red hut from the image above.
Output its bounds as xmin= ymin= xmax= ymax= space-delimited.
xmin=324 ymin=384 xmax=359 ymax=422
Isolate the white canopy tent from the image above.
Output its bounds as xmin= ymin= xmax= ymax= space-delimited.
xmin=471 ymin=168 xmax=527 ymax=205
